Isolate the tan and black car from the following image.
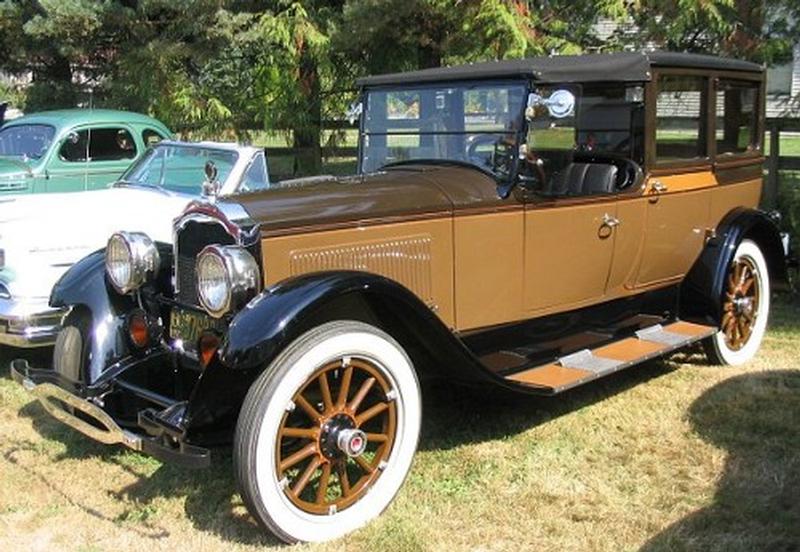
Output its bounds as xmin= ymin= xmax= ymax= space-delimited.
xmin=12 ymin=51 xmax=788 ymax=542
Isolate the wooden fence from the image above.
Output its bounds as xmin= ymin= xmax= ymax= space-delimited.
xmin=765 ymin=117 xmax=800 ymax=209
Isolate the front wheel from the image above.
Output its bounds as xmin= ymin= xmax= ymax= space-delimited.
xmin=234 ymin=320 xmax=421 ymax=543
xmin=703 ymin=239 xmax=770 ymax=365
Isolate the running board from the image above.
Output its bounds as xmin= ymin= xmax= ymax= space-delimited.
xmin=505 ymin=321 xmax=716 ymax=394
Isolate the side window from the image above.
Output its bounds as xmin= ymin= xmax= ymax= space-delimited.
xmin=655 ymin=75 xmax=708 ymax=162
xmin=88 ymin=128 xmax=137 ymax=161
xmin=142 ymin=129 xmax=164 ymax=147
xmin=716 ymin=79 xmax=760 ymax=156
xmin=240 ymin=152 xmax=270 ymax=191
xmin=59 ymin=130 xmax=90 ymax=162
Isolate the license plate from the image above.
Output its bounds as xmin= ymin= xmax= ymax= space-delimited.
xmin=169 ymin=308 xmax=223 ymax=346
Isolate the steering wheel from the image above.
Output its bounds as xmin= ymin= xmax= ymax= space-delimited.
xmin=465 ymin=135 xmax=502 ymax=166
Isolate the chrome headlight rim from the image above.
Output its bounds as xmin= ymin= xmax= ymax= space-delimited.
xmin=105 ymin=231 xmax=161 ymax=295
xmin=196 ymin=244 xmax=260 ymax=319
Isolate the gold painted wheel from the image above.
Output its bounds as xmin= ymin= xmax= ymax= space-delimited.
xmin=276 ymin=357 xmax=397 ymax=515
xmin=721 ymin=256 xmax=760 ymax=351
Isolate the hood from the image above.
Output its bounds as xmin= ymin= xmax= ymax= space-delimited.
xmin=0 ymin=186 xmax=192 ymax=298
xmin=233 ymin=164 xmax=509 ymax=235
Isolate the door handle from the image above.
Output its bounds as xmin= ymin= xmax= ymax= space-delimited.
xmin=602 ymin=213 xmax=620 ymax=227
xmin=598 ymin=213 xmax=620 ymax=239
xmin=651 ymin=180 xmax=668 ymax=193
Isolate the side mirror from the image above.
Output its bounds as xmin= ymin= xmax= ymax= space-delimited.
xmin=526 ymin=89 xmax=575 ymax=119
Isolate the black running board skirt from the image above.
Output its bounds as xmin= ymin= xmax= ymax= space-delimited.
xmin=505 ymin=321 xmax=717 ymax=394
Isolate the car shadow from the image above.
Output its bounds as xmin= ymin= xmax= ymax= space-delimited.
xmin=639 ymin=369 xmax=800 ymax=551
xmin=8 ymin=343 xmax=688 ymax=546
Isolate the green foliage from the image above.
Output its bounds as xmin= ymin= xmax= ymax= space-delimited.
xmin=1 ymin=0 xmax=798 ymax=172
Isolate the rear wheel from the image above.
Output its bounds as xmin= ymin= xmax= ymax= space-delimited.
xmin=703 ymin=239 xmax=770 ymax=365
xmin=234 ymin=320 xmax=421 ymax=543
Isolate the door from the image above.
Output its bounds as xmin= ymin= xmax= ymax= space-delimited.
xmin=634 ymin=174 xmax=712 ymax=287
xmin=43 ymin=130 xmax=90 ymax=192
xmin=524 ymin=199 xmax=618 ymax=313
xmin=633 ymin=73 xmax=714 ymax=288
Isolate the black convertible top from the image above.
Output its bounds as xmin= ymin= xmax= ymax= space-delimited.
xmin=357 ymin=51 xmax=763 ymax=87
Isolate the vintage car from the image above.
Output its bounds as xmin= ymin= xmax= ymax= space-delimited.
xmin=0 ymin=109 xmax=171 ymax=194
xmin=11 ymin=52 xmax=788 ymax=543
xmin=0 ymin=140 xmax=270 ymax=347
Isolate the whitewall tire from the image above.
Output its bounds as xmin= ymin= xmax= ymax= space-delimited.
xmin=704 ymin=239 xmax=770 ymax=366
xmin=234 ymin=320 xmax=421 ymax=543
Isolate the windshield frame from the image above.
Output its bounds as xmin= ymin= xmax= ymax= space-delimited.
xmin=357 ymin=79 xmax=531 ymax=186
xmin=0 ymin=123 xmax=57 ymax=162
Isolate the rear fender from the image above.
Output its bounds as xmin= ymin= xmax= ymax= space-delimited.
xmin=680 ymin=207 xmax=787 ymax=324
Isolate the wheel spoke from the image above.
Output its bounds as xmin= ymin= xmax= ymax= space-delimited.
xmin=741 ymin=276 xmax=755 ymax=295
xmin=721 ymin=311 xmax=733 ymax=330
xmin=336 ymin=365 xmax=353 ymax=408
xmin=318 ymin=371 xmax=333 ymax=413
xmin=366 ymin=432 xmax=389 ymax=443
xmin=295 ymin=393 xmax=321 ymax=422
xmin=356 ymin=402 xmax=389 ymax=426
xmin=292 ymin=456 xmax=323 ymax=497
xmin=280 ymin=442 xmax=317 ymax=472
xmin=355 ymin=454 xmax=375 ymax=474
xmin=315 ymin=463 xmax=332 ymax=505
xmin=348 ymin=377 xmax=376 ymax=414
xmin=280 ymin=427 xmax=317 ymax=440
xmin=337 ymin=463 xmax=352 ymax=497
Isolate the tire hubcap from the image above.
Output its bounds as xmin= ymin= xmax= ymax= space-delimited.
xmin=276 ymin=357 xmax=397 ymax=515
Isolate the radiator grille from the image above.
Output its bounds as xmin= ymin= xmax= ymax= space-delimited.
xmin=175 ymin=221 xmax=236 ymax=306
xmin=289 ymin=235 xmax=433 ymax=303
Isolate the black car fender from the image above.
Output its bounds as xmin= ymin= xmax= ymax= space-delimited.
xmin=217 ymin=270 xmax=493 ymax=383
xmin=49 ymin=244 xmax=173 ymax=385
xmin=680 ymin=207 xmax=787 ymax=325
xmin=184 ymin=271 xmax=540 ymax=439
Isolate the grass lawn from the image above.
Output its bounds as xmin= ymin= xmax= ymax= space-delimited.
xmin=1 ymin=297 xmax=798 ymax=551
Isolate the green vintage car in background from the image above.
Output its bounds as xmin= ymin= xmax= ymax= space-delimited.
xmin=0 ymin=109 xmax=171 ymax=194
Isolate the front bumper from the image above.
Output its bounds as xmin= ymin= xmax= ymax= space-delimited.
xmin=0 ymin=296 xmax=65 ymax=347
xmin=10 ymin=358 xmax=211 ymax=468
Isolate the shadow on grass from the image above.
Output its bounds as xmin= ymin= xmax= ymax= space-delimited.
xmin=7 ymin=296 xmax=797 ymax=547
xmin=640 ymin=369 xmax=800 ymax=551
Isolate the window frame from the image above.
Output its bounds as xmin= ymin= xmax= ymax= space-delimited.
xmin=56 ymin=124 xmax=140 ymax=164
xmin=646 ymin=67 xmax=765 ymax=175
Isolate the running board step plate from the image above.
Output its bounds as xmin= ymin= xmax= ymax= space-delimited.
xmin=506 ymin=321 xmax=716 ymax=394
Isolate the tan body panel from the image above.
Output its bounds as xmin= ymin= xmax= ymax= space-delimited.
xmin=252 ymin=160 xmax=762 ymax=335
xmin=523 ymin=201 xmax=616 ymax=313
xmin=634 ymin=172 xmax=716 ymax=287
xmin=453 ymin=211 xmax=524 ymax=329
xmin=261 ymin=218 xmax=456 ymax=328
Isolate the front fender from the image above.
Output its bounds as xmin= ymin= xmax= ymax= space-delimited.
xmin=680 ymin=207 xmax=787 ymax=324
xmin=218 ymin=271 xmax=490 ymax=383
xmin=49 ymin=250 xmax=136 ymax=384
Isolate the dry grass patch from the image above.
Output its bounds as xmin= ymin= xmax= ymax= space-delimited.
xmin=1 ymin=299 xmax=798 ymax=551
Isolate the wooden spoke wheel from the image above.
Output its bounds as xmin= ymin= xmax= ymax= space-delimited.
xmin=721 ymin=256 xmax=760 ymax=351
xmin=234 ymin=321 xmax=421 ymax=543
xmin=705 ymin=239 xmax=770 ymax=366
xmin=276 ymin=357 xmax=397 ymax=515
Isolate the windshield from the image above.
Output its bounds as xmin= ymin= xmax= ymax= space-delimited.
xmin=120 ymin=145 xmax=239 ymax=194
xmin=360 ymin=81 xmax=527 ymax=176
xmin=0 ymin=124 xmax=56 ymax=161
xmin=521 ymin=83 xmax=645 ymax=195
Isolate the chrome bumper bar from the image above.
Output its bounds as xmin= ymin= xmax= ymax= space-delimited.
xmin=0 ymin=297 xmax=65 ymax=348
xmin=10 ymin=359 xmax=210 ymax=467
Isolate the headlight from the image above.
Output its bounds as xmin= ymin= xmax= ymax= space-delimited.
xmin=105 ymin=231 xmax=161 ymax=294
xmin=196 ymin=245 xmax=260 ymax=318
